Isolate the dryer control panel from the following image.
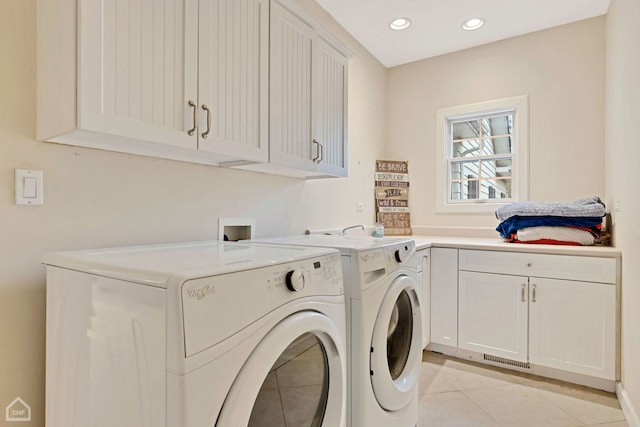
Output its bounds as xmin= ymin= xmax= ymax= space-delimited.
xmin=180 ymin=252 xmax=343 ymax=358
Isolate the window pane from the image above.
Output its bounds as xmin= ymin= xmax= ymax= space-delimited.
xmin=452 ymin=140 xmax=481 ymax=158
xmin=495 ymin=158 xmax=512 ymax=177
xmin=467 ymin=179 xmax=479 ymax=199
xmin=481 ymin=138 xmax=495 ymax=155
xmin=450 ymin=160 xmax=479 ymax=180
xmin=480 ymin=158 xmax=512 ymax=178
xmin=482 ymin=115 xmax=512 ymax=137
xmin=452 ymin=120 xmax=479 ymax=140
xmin=450 ymin=160 xmax=481 ymax=200
xmin=480 ymin=178 xmax=512 ymax=199
xmin=489 ymin=135 xmax=513 ymax=155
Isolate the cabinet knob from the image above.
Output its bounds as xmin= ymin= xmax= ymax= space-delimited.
xmin=527 ymin=262 xmax=532 ymax=267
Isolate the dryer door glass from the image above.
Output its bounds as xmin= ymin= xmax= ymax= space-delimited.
xmin=249 ymin=333 xmax=329 ymax=426
xmin=387 ymin=290 xmax=413 ymax=380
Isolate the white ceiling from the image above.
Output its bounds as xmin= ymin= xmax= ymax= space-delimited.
xmin=314 ymin=0 xmax=611 ymax=68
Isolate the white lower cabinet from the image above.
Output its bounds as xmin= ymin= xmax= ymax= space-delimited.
xmin=457 ymin=249 xmax=617 ymax=381
xmin=528 ymin=277 xmax=616 ymax=379
xmin=459 ymin=271 xmax=528 ymax=363
xmin=418 ymin=248 xmax=431 ymax=349
xmin=430 ymin=248 xmax=458 ymax=347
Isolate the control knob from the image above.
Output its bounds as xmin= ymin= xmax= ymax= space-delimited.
xmin=394 ymin=245 xmax=411 ymax=263
xmin=285 ymin=269 xmax=305 ymax=292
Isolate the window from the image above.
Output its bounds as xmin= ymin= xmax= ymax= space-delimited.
xmin=435 ymin=95 xmax=529 ymax=213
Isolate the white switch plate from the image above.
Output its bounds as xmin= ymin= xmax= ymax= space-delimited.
xmin=356 ymin=201 xmax=364 ymax=213
xmin=15 ymin=169 xmax=44 ymax=205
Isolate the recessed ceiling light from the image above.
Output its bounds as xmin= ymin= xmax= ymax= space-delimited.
xmin=389 ymin=18 xmax=411 ymax=31
xmin=462 ymin=18 xmax=485 ymax=31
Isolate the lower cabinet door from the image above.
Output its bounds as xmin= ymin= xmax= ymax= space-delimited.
xmin=528 ymin=277 xmax=616 ymax=380
xmin=430 ymin=248 xmax=458 ymax=347
xmin=458 ymin=271 xmax=528 ymax=362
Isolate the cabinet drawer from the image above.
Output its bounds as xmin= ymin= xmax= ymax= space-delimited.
xmin=459 ymin=250 xmax=616 ymax=284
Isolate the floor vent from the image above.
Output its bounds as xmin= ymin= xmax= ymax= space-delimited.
xmin=483 ymin=354 xmax=531 ymax=369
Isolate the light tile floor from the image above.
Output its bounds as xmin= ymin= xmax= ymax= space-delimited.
xmin=419 ymin=351 xmax=628 ymax=427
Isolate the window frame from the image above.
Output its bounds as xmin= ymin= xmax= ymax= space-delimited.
xmin=435 ymin=95 xmax=529 ymax=214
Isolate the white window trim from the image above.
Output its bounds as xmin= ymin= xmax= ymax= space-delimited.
xmin=435 ymin=95 xmax=529 ymax=214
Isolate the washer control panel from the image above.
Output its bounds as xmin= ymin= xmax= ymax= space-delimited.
xmin=357 ymin=240 xmax=416 ymax=274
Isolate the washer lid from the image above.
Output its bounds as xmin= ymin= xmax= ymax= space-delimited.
xmin=43 ymin=241 xmax=338 ymax=288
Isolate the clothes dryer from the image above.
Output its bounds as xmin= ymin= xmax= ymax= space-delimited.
xmin=250 ymin=236 xmax=422 ymax=427
xmin=44 ymin=241 xmax=346 ymax=427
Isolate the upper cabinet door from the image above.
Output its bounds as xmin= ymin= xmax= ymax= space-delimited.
xmin=78 ymin=0 xmax=197 ymax=150
xmin=269 ymin=1 xmax=317 ymax=172
xmin=313 ymin=37 xmax=348 ymax=177
xmin=197 ymin=0 xmax=269 ymax=162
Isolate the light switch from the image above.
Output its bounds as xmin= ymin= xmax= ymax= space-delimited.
xmin=15 ymin=169 xmax=44 ymax=205
xmin=23 ymin=177 xmax=37 ymax=198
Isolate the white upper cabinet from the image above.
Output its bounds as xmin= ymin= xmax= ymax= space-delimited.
xmin=197 ymin=0 xmax=269 ymax=162
xmin=234 ymin=0 xmax=352 ymax=178
xmin=38 ymin=0 xmax=268 ymax=165
xmin=313 ymin=37 xmax=349 ymax=176
xmin=268 ymin=2 xmax=316 ymax=172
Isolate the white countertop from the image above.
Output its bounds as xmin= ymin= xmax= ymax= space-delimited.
xmin=409 ymin=235 xmax=620 ymax=258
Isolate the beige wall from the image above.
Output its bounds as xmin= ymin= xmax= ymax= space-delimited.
xmin=606 ymin=0 xmax=640 ymax=422
xmin=386 ymin=17 xmax=606 ymax=231
xmin=5 ymin=0 xmax=636 ymax=425
xmin=0 ymin=1 xmax=386 ymax=425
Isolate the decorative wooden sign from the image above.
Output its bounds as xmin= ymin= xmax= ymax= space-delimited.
xmin=375 ymin=160 xmax=412 ymax=235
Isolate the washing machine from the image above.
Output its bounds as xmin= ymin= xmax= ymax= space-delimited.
xmin=44 ymin=240 xmax=347 ymax=427
xmin=250 ymin=235 xmax=422 ymax=427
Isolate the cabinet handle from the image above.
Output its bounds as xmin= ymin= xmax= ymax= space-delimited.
xmin=531 ymin=284 xmax=537 ymax=303
xmin=312 ymin=139 xmax=323 ymax=163
xmin=187 ymin=101 xmax=197 ymax=136
xmin=521 ymin=284 xmax=526 ymax=302
xmin=201 ymin=104 xmax=211 ymax=139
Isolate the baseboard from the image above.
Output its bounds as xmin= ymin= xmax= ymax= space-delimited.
xmin=617 ymin=382 xmax=640 ymax=427
xmin=425 ymin=344 xmax=616 ymax=392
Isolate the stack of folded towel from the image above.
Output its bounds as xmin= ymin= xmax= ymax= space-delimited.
xmin=495 ymin=196 xmax=605 ymax=246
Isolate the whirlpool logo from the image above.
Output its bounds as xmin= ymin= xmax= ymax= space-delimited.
xmin=186 ymin=284 xmax=216 ymax=301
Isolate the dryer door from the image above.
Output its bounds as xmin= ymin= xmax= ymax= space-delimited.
xmin=370 ymin=274 xmax=422 ymax=411
xmin=216 ymin=311 xmax=345 ymax=427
